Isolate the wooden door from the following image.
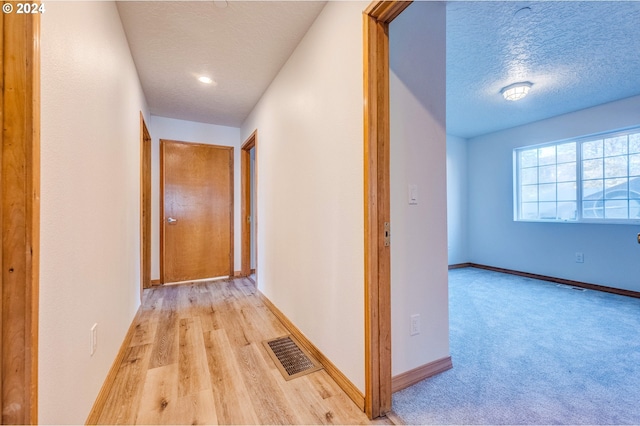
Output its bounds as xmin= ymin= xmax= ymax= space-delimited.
xmin=161 ymin=140 xmax=233 ymax=283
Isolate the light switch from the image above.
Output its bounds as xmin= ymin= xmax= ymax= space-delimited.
xmin=408 ymin=184 xmax=418 ymax=205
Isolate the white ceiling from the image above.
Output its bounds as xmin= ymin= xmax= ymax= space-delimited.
xmin=447 ymin=1 xmax=640 ymax=139
xmin=116 ymin=1 xmax=326 ymax=127
xmin=117 ymin=1 xmax=640 ymax=137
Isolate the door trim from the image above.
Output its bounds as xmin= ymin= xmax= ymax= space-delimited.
xmin=140 ymin=113 xmax=151 ymax=294
xmin=1 ymin=8 xmax=41 ymax=424
xmin=159 ymin=139 xmax=234 ymax=283
xmin=240 ymin=131 xmax=257 ymax=278
xmin=362 ymin=0 xmax=412 ymax=419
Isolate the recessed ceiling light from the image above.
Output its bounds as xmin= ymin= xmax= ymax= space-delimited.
xmin=198 ymin=76 xmax=215 ymax=85
xmin=501 ymin=82 xmax=532 ymax=101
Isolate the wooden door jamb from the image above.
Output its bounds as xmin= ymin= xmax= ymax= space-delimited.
xmin=1 ymin=7 xmax=41 ymax=424
xmin=362 ymin=0 xmax=412 ymax=419
xmin=241 ymin=131 xmax=257 ymax=279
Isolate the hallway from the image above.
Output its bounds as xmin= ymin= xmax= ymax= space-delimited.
xmin=91 ymin=278 xmax=375 ymax=424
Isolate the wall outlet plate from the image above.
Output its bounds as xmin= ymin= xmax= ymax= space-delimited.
xmin=410 ymin=314 xmax=420 ymax=336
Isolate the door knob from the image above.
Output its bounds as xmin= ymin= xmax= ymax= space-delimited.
xmin=167 ymin=217 xmax=177 ymax=224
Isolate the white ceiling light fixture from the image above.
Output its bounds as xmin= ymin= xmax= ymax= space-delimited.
xmin=501 ymin=82 xmax=533 ymax=101
xmin=198 ymin=76 xmax=216 ymax=85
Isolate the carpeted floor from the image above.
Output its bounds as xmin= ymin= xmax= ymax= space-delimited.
xmin=392 ymin=267 xmax=640 ymax=425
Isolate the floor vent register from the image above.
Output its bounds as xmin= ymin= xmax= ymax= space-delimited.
xmin=263 ymin=335 xmax=323 ymax=380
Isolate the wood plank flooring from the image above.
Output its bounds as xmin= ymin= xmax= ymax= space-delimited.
xmin=94 ymin=278 xmax=384 ymax=425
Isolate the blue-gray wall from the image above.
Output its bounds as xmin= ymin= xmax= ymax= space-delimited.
xmin=449 ymin=95 xmax=640 ymax=292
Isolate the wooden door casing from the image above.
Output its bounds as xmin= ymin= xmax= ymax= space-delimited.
xmin=160 ymin=140 xmax=234 ymax=283
xmin=140 ymin=113 xmax=151 ymax=291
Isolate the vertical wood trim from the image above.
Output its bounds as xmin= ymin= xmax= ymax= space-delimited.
xmin=241 ymin=145 xmax=249 ymax=276
xmin=1 ymin=12 xmax=4 ymax=419
xmin=159 ymin=140 xmax=165 ymax=284
xmin=362 ymin=0 xmax=411 ymax=419
xmin=228 ymin=147 xmax=234 ymax=277
xmin=140 ymin=113 xmax=151 ymax=294
xmin=1 ymin=6 xmax=40 ymax=424
xmin=240 ymin=131 xmax=257 ymax=278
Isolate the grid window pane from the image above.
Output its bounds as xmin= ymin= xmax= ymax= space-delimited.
xmin=558 ymin=202 xmax=577 ymax=220
xmin=516 ymin=128 xmax=640 ymax=222
xmin=539 ymin=165 xmax=556 ymax=183
xmin=582 ymin=179 xmax=603 ymax=198
xmin=539 ymin=202 xmax=557 ymax=219
xmin=538 ymin=146 xmax=556 ymax=165
xmin=604 ymin=156 xmax=628 ymax=178
xmin=539 ymin=183 xmax=556 ymax=202
xmin=521 ymin=167 xmax=538 ymax=184
xmin=521 ymin=202 xmax=538 ymax=219
xmin=583 ymin=159 xmax=603 ymax=180
xmin=630 ymin=133 xmax=640 ymax=154
xmin=630 ymin=154 xmax=640 ymax=176
xmin=582 ymin=140 xmax=603 ymax=159
xmin=521 ymin=185 xmax=538 ymax=202
xmin=630 ymin=177 xmax=640 ymax=199
xmin=520 ymin=150 xmax=537 ymax=168
xmin=604 ymin=178 xmax=628 ymax=199
xmin=557 ymin=142 xmax=576 ymax=163
xmin=558 ymin=182 xmax=576 ymax=201
xmin=604 ymin=135 xmax=628 ymax=156
xmin=557 ymin=162 xmax=576 ymax=182
xmin=605 ymin=200 xmax=628 ymax=219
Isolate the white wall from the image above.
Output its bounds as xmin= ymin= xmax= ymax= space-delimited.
xmin=447 ymin=134 xmax=469 ymax=265
xmin=40 ymin=2 xmax=148 ymax=423
xmin=241 ymin=1 xmax=367 ymax=392
xmin=468 ymin=95 xmax=640 ymax=291
xmin=148 ymin=116 xmax=241 ymax=280
xmin=389 ymin=2 xmax=450 ymax=376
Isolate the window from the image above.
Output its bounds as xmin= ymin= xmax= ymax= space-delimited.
xmin=514 ymin=128 xmax=640 ymax=223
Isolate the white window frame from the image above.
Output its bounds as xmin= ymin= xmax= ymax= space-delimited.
xmin=514 ymin=126 xmax=640 ymax=225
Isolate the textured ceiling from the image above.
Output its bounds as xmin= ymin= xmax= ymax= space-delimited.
xmin=447 ymin=1 xmax=640 ymax=139
xmin=116 ymin=1 xmax=326 ymax=127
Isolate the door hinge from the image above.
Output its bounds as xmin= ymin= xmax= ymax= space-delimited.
xmin=384 ymin=222 xmax=390 ymax=247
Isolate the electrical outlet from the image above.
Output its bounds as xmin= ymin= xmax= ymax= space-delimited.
xmin=575 ymin=252 xmax=584 ymax=263
xmin=410 ymin=314 xmax=420 ymax=336
xmin=90 ymin=323 xmax=98 ymax=356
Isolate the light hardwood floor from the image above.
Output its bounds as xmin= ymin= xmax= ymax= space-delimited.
xmin=93 ymin=277 xmax=387 ymax=425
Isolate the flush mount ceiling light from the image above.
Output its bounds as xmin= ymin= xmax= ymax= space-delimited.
xmin=501 ymin=82 xmax=533 ymax=101
xmin=198 ymin=76 xmax=215 ymax=85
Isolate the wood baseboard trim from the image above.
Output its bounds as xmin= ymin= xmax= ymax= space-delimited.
xmin=257 ymin=290 xmax=365 ymax=411
xmin=85 ymin=306 xmax=143 ymax=424
xmin=448 ymin=263 xmax=472 ymax=270
xmin=467 ymin=263 xmax=640 ymax=299
xmin=391 ymin=356 xmax=452 ymax=393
